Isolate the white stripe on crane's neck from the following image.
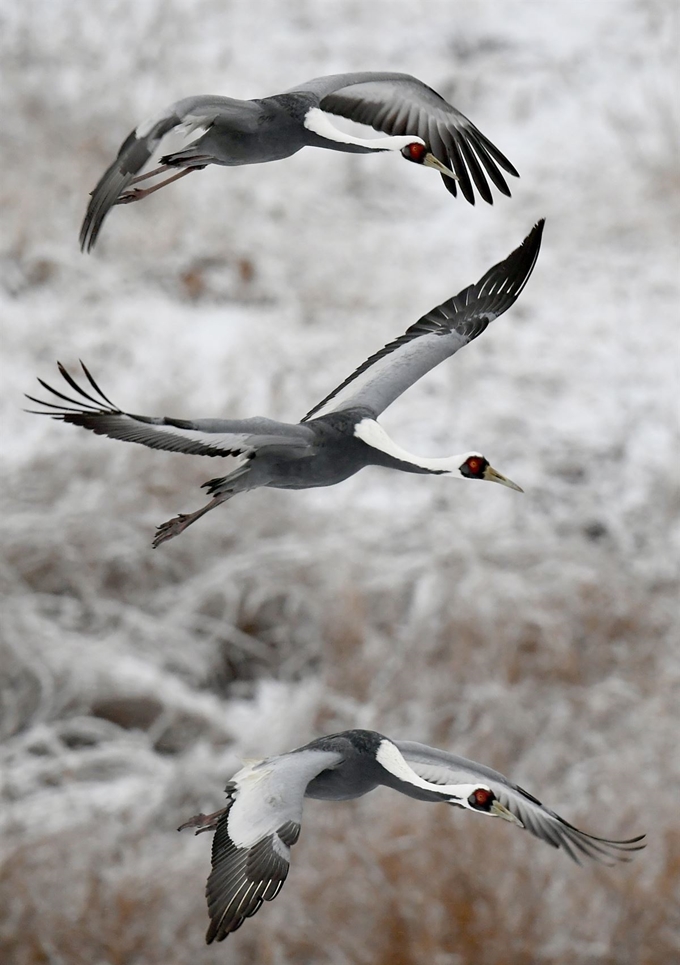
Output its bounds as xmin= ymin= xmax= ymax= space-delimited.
xmin=375 ymin=739 xmax=489 ymax=801
xmin=304 ymin=108 xmax=425 ymax=152
xmin=354 ymin=419 xmax=476 ymax=474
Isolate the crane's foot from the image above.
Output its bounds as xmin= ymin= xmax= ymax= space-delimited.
xmin=152 ymin=492 xmax=234 ymax=548
xmin=115 ymin=187 xmax=147 ymax=205
xmin=152 ymin=513 xmax=194 ymax=547
xmin=178 ymin=808 xmax=227 ymax=835
xmin=116 ymin=167 xmax=195 ymax=205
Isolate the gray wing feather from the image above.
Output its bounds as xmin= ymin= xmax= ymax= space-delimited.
xmin=288 ymin=71 xmax=519 ymax=204
xmin=27 ymin=362 xmax=312 ymax=458
xmin=206 ymin=749 xmax=342 ymax=942
xmin=286 ymin=71 xmax=445 ymax=99
xmin=206 ymin=789 xmax=292 ymax=942
xmin=80 ymin=95 xmax=258 ymax=251
xmin=302 ymin=220 xmax=544 ymax=422
xmin=395 ymin=741 xmax=645 ymax=865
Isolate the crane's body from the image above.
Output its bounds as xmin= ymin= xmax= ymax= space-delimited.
xmin=30 ymin=223 xmax=543 ymax=545
xmin=177 ymin=728 xmax=645 ymax=943
xmin=80 ymin=71 xmax=519 ymax=251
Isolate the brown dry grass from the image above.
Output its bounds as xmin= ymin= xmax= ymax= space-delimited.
xmin=0 ymin=832 xmax=199 ymax=965
xmin=2 ymin=821 xmax=675 ymax=965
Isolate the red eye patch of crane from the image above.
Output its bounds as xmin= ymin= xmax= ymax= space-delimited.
xmin=466 ymin=457 xmax=482 ymax=475
xmin=473 ymin=788 xmax=493 ymax=807
xmin=408 ymin=142 xmax=427 ymax=162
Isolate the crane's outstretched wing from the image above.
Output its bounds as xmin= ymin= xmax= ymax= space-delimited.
xmin=395 ymin=740 xmax=646 ymax=865
xmin=80 ymin=95 xmax=260 ymax=251
xmin=27 ymin=361 xmax=312 ymax=458
xmin=292 ymin=71 xmax=518 ymax=204
xmin=203 ymin=748 xmax=342 ymax=942
xmin=302 ymin=220 xmax=544 ymax=423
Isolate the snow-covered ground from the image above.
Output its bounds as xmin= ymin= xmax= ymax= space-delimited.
xmin=1 ymin=1 xmax=678 ymax=962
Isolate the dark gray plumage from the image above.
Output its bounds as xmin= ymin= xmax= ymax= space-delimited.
xmin=80 ymin=71 xmax=519 ymax=251
xmin=177 ymin=728 xmax=645 ymax=942
xmin=29 ymin=222 xmax=543 ymax=546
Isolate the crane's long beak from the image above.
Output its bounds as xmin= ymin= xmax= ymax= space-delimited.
xmin=483 ymin=465 xmax=523 ymax=493
xmin=423 ymin=153 xmax=458 ymax=180
xmin=490 ymin=800 xmax=524 ymax=827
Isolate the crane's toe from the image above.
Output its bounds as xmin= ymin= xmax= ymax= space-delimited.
xmin=152 ymin=513 xmax=190 ymax=548
xmin=115 ymin=187 xmax=146 ymax=205
xmin=178 ymin=809 xmax=227 ymax=834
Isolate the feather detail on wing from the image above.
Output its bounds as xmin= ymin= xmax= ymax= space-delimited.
xmin=205 ymin=784 xmax=297 ymax=942
xmin=395 ymin=741 xmax=646 ymax=865
xmin=79 ymin=95 xmax=256 ymax=251
xmin=27 ymin=362 xmax=310 ymax=458
xmin=302 ymin=219 xmax=544 ymax=422
xmin=294 ymin=71 xmax=519 ymax=204
xmin=205 ymin=749 xmax=342 ymax=942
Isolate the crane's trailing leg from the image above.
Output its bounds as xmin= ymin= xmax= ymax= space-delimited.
xmin=116 ymin=167 xmax=197 ymax=205
xmin=178 ymin=807 xmax=227 ymax=835
xmin=153 ymin=491 xmax=235 ymax=548
xmin=129 ymin=164 xmax=173 ymax=185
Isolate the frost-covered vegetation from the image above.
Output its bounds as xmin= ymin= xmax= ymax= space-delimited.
xmin=1 ymin=1 xmax=678 ymax=963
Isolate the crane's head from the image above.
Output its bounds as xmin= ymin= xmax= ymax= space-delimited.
xmin=456 ymin=453 xmax=523 ymax=492
xmin=464 ymin=786 xmax=524 ymax=825
xmin=400 ymin=140 xmax=458 ymax=180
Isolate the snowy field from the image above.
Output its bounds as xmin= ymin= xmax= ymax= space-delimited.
xmin=1 ymin=1 xmax=678 ymax=962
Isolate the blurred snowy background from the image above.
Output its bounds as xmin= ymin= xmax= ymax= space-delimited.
xmin=1 ymin=0 xmax=678 ymax=962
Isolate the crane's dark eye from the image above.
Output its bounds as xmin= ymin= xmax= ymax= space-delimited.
xmin=401 ymin=142 xmax=427 ymax=163
xmin=468 ymin=788 xmax=495 ymax=811
xmin=459 ymin=455 xmax=489 ymax=478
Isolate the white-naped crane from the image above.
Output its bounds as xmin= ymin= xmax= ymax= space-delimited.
xmin=178 ymin=728 xmax=645 ymax=943
xmin=29 ymin=221 xmax=543 ymax=547
xmin=80 ymin=71 xmax=519 ymax=251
